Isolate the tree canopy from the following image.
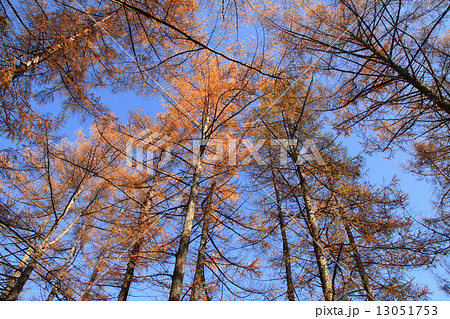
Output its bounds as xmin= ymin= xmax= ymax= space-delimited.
xmin=0 ymin=0 xmax=448 ymax=301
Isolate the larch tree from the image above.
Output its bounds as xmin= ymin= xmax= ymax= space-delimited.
xmin=246 ymin=76 xmax=431 ymax=300
xmin=0 ymin=121 xmax=122 ymax=300
xmin=159 ymin=52 xmax=258 ymax=300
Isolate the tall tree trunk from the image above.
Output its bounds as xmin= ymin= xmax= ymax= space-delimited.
xmin=117 ymin=181 xmax=157 ymax=301
xmin=2 ymin=252 xmax=41 ymax=300
xmin=343 ymin=221 xmax=375 ymax=301
xmin=46 ymin=220 xmax=87 ymax=301
xmin=296 ymin=166 xmax=334 ymax=301
xmin=169 ymin=146 xmax=205 ymax=300
xmin=1 ymin=182 xmax=86 ymax=300
xmin=190 ymin=181 xmax=215 ymax=301
xmin=80 ymin=247 xmax=108 ymax=301
xmin=1 ymin=213 xmax=51 ymax=299
xmin=169 ymin=108 xmax=210 ymax=301
xmin=0 ymin=246 xmax=34 ymax=300
xmin=272 ymin=176 xmax=295 ymax=301
xmin=331 ymin=193 xmax=375 ymax=301
xmin=117 ymin=240 xmax=142 ymax=301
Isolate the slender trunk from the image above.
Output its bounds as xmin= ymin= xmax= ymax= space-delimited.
xmin=0 ymin=246 xmax=34 ymax=300
xmin=1 ymin=13 xmax=115 ymax=87
xmin=117 ymin=177 xmax=158 ymax=301
xmin=169 ymin=101 xmax=211 ymax=301
xmin=272 ymin=177 xmax=295 ymax=301
xmin=117 ymin=240 xmax=142 ymax=301
xmin=2 ymin=252 xmax=41 ymax=300
xmin=46 ymin=220 xmax=87 ymax=301
xmin=331 ymin=243 xmax=344 ymax=300
xmin=169 ymin=147 xmax=204 ymax=300
xmin=4 ymin=216 xmax=84 ymax=301
xmin=296 ymin=166 xmax=334 ymax=301
xmin=1 ymin=213 xmax=51 ymax=299
xmin=80 ymin=247 xmax=108 ymax=301
xmin=190 ymin=181 xmax=215 ymax=301
xmin=344 ymin=221 xmax=375 ymax=301
xmin=331 ymin=193 xmax=375 ymax=301
xmin=1 ymin=182 xmax=86 ymax=300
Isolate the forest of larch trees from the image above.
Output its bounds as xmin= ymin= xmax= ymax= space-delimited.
xmin=0 ymin=0 xmax=449 ymax=301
